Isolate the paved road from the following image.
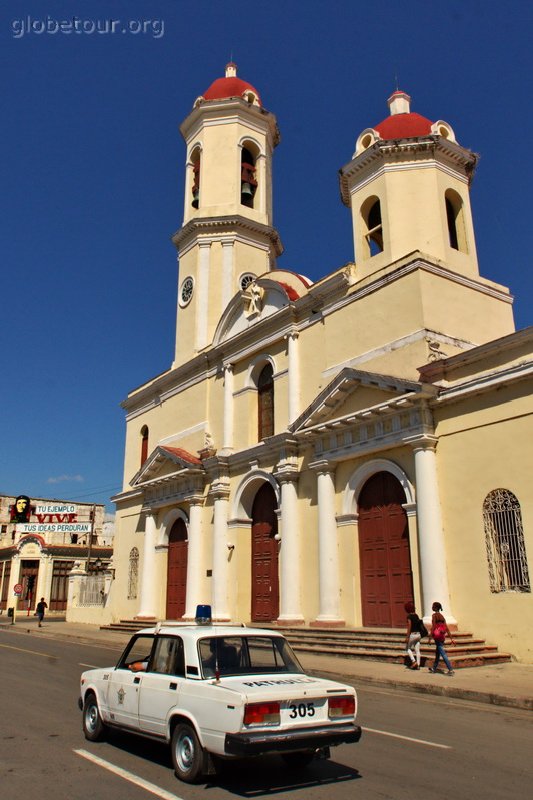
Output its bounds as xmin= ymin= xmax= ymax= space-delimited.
xmin=1 ymin=629 xmax=531 ymax=799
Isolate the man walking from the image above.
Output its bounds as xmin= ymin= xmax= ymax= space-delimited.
xmin=36 ymin=597 xmax=48 ymax=627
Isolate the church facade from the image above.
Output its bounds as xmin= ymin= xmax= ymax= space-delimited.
xmin=109 ymin=65 xmax=532 ymax=662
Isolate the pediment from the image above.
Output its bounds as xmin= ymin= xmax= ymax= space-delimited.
xmin=291 ymin=368 xmax=428 ymax=432
xmin=214 ymin=270 xmax=311 ymax=345
xmin=130 ymin=445 xmax=204 ymax=487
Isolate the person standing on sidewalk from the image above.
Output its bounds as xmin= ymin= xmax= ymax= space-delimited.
xmin=429 ymin=601 xmax=455 ymax=675
xmin=404 ymin=601 xmax=425 ymax=670
xmin=36 ymin=597 xmax=48 ymax=627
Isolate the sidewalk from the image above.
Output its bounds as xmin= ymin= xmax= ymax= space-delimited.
xmin=1 ymin=617 xmax=531 ymax=712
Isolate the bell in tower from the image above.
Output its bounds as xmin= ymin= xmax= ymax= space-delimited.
xmin=241 ymin=147 xmax=258 ymax=208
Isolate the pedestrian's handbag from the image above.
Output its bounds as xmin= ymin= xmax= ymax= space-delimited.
xmin=419 ymin=622 xmax=429 ymax=638
xmin=433 ymin=622 xmax=447 ymax=642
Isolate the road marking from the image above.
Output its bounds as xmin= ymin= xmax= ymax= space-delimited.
xmin=0 ymin=642 xmax=58 ymax=659
xmin=79 ymin=663 xmax=99 ymax=668
xmin=362 ymin=726 xmax=451 ymax=749
xmin=74 ymin=749 xmax=184 ymax=799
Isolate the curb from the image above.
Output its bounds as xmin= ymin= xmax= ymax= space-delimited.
xmin=311 ymin=668 xmax=533 ymax=712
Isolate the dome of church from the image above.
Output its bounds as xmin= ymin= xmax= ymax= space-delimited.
xmin=199 ymin=63 xmax=262 ymax=107
xmin=354 ymin=91 xmax=456 ymax=157
xmin=374 ymin=91 xmax=432 ymax=139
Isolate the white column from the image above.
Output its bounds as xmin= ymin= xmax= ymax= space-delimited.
xmin=287 ymin=330 xmax=300 ymax=425
xmin=407 ymin=435 xmax=456 ymax=623
xmin=136 ymin=511 xmax=158 ymax=619
xmin=222 ymin=363 xmax=234 ymax=453
xmin=184 ymin=499 xmax=204 ymax=620
xmin=256 ymin=152 xmax=266 ymax=217
xmin=195 ymin=241 xmax=210 ymax=351
xmin=39 ymin=554 xmax=54 ymax=605
xmin=314 ymin=462 xmax=343 ymax=624
xmin=221 ymin=239 xmax=234 ymax=313
xmin=11 ymin=554 xmax=21 ymax=614
xmin=211 ymin=484 xmax=231 ymax=621
xmin=277 ymin=475 xmax=304 ymax=623
xmin=66 ymin=562 xmax=87 ymax=619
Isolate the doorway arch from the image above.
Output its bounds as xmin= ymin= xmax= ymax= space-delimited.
xmin=166 ymin=518 xmax=188 ymax=619
xmin=251 ymin=482 xmax=279 ymax=622
xmin=358 ymin=471 xmax=414 ymax=628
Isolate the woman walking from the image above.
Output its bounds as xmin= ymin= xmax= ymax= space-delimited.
xmin=404 ymin=601 xmax=425 ymax=669
xmin=429 ymin=601 xmax=455 ymax=675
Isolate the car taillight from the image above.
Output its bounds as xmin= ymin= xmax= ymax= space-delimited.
xmin=243 ymin=701 xmax=280 ymax=726
xmin=328 ymin=695 xmax=355 ymax=718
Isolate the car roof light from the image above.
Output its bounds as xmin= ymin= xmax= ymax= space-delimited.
xmin=195 ymin=604 xmax=212 ymax=625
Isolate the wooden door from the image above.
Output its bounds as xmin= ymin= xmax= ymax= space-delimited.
xmin=251 ymin=483 xmax=279 ymax=621
xmin=358 ymin=472 xmax=413 ymax=628
xmin=21 ymin=560 xmax=40 ymax=611
xmin=50 ymin=560 xmax=74 ymax=611
xmin=166 ymin=519 xmax=187 ymax=619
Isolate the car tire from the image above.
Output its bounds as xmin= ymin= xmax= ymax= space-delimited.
xmin=282 ymin=751 xmax=315 ymax=768
xmin=171 ymin=722 xmax=204 ymax=783
xmin=83 ymin=693 xmax=106 ymax=742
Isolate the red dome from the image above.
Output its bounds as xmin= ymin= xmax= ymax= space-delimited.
xmin=202 ymin=66 xmax=261 ymax=106
xmin=374 ymin=112 xmax=433 ymax=140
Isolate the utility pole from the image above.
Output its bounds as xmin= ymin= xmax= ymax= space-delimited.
xmin=86 ymin=504 xmax=96 ymax=572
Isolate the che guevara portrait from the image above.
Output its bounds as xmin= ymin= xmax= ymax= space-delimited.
xmin=10 ymin=495 xmax=33 ymax=523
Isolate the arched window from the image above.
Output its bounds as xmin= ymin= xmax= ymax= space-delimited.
xmin=140 ymin=426 xmax=149 ymax=467
xmin=361 ymin=197 xmax=384 ymax=257
xmin=257 ymin=363 xmax=274 ymax=440
xmin=483 ymin=489 xmax=530 ymax=592
xmin=127 ymin=547 xmax=139 ymax=599
xmin=445 ymin=189 xmax=467 ymax=252
xmin=191 ymin=147 xmax=201 ymax=209
xmin=241 ymin=144 xmax=258 ymax=209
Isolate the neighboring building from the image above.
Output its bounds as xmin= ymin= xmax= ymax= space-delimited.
xmin=109 ymin=66 xmax=532 ymax=661
xmin=0 ymin=494 xmax=111 ymax=615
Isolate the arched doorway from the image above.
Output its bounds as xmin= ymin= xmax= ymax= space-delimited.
xmin=251 ymin=483 xmax=279 ymax=622
xmin=358 ymin=471 xmax=413 ymax=628
xmin=166 ymin=518 xmax=188 ymax=619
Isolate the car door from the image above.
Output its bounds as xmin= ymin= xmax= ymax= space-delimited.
xmin=106 ymin=634 xmax=155 ymax=729
xmin=138 ymin=635 xmax=185 ymax=736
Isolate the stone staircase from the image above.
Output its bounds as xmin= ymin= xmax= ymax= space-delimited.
xmin=101 ymin=620 xmax=513 ymax=669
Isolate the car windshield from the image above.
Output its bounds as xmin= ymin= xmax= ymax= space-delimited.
xmin=199 ymin=635 xmax=305 ymax=678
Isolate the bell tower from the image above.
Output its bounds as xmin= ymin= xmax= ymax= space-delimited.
xmin=172 ymin=63 xmax=283 ymax=366
xmin=339 ymin=91 xmax=480 ymax=281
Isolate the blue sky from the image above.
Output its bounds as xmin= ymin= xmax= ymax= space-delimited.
xmin=1 ymin=1 xmax=532 ymax=513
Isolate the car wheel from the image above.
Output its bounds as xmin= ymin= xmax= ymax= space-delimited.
xmin=171 ymin=722 xmax=204 ymax=783
xmin=282 ymin=751 xmax=315 ymax=768
xmin=83 ymin=693 xmax=106 ymax=742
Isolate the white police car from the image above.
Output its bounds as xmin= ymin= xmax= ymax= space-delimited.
xmin=79 ymin=606 xmax=361 ymax=783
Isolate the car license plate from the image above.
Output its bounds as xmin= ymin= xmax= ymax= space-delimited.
xmin=281 ymin=698 xmax=326 ymax=724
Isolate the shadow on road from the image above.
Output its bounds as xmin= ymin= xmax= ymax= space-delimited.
xmin=105 ymin=730 xmax=361 ymax=795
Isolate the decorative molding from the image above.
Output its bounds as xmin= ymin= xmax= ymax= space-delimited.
xmin=172 ymin=215 xmax=283 ymax=257
xmin=336 ymin=513 xmax=358 ymax=527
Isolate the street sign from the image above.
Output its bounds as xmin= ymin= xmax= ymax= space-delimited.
xmin=13 ymin=583 xmax=23 ymax=595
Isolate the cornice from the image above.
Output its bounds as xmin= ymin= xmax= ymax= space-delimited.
xmin=172 ymin=215 xmax=283 ymax=256
xmin=339 ymin=136 xmax=478 ymax=206
xmin=419 ymin=326 xmax=533 ymax=382
xmin=431 ymin=361 xmax=533 ymax=404
xmin=295 ymin=395 xmax=436 ymax=464
xmin=180 ymin=97 xmax=280 ymax=147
